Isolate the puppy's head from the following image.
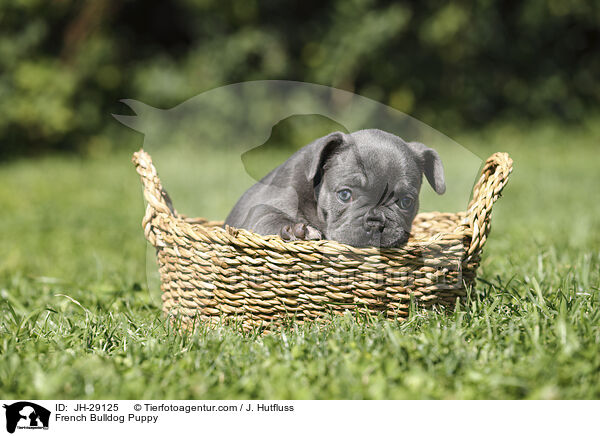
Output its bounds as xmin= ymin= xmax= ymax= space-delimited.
xmin=306 ymin=129 xmax=445 ymax=248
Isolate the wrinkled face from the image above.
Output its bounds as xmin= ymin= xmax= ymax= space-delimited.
xmin=316 ymin=133 xmax=424 ymax=248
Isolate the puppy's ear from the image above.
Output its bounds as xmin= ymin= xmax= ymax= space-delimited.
xmin=305 ymin=131 xmax=346 ymax=183
xmin=408 ymin=142 xmax=446 ymax=195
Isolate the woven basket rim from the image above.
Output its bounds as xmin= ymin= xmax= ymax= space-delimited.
xmin=171 ymin=216 xmax=469 ymax=253
xmin=132 ymin=150 xmax=513 ymax=257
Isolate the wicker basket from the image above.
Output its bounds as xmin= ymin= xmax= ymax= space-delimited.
xmin=133 ymin=149 xmax=513 ymax=330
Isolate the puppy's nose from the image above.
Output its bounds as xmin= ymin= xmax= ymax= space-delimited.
xmin=364 ymin=209 xmax=386 ymax=232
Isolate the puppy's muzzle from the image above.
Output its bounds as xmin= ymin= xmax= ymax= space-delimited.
xmin=364 ymin=208 xmax=386 ymax=233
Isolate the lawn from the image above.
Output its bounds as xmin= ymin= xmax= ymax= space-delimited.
xmin=1 ymin=118 xmax=599 ymax=399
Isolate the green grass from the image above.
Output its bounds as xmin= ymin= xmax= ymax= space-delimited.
xmin=1 ymin=119 xmax=599 ymax=399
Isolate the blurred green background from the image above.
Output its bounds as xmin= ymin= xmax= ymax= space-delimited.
xmin=1 ymin=0 xmax=599 ymax=159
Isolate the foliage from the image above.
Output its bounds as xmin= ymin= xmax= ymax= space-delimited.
xmin=1 ymin=0 xmax=599 ymax=158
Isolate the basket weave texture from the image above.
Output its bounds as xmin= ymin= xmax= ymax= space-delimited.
xmin=133 ymin=150 xmax=513 ymax=330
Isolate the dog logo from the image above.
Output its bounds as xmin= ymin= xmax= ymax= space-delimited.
xmin=2 ymin=402 xmax=50 ymax=434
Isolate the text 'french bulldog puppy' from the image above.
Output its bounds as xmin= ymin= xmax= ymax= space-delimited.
xmin=225 ymin=129 xmax=446 ymax=248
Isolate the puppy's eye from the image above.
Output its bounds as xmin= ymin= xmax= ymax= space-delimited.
xmin=399 ymin=196 xmax=413 ymax=209
xmin=337 ymin=189 xmax=352 ymax=203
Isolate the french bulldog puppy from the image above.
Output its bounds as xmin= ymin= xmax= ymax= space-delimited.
xmin=225 ymin=129 xmax=445 ymax=248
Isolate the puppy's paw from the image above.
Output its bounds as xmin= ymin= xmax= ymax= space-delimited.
xmin=279 ymin=223 xmax=323 ymax=241
xmin=300 ymin=223 xmax=323 ymax=240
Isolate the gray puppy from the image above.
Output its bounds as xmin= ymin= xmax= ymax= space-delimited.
xmin=225 ymin=129 xmax=445 ymax=248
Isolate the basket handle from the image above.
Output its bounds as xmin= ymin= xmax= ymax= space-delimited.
xmin=465 ymin=152 xmax=513 ymax=256
xmin=132 ymin=149 xmax=177 ymax=217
